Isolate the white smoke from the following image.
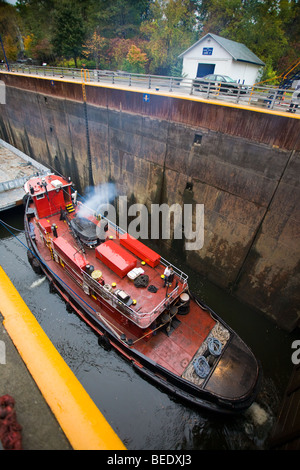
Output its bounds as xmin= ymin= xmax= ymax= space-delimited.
xmin=77 ymin=183 xmax=117 ymax=219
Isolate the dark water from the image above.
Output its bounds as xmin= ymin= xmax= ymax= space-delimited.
xmin=0 ymin=206 xmax=298 ymax=450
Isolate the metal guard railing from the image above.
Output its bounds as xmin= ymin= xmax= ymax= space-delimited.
xmin=1 ymin=64 xmax=298 ymax=113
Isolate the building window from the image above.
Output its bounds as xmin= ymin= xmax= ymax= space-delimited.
xmin=202 ymin=47 xmax=213 ymax=55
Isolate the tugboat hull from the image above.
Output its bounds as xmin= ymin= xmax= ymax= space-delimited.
xmin=23 ymin=176 xmax=261 ymax=414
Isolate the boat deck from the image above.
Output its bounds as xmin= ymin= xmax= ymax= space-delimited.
xmin=138 ymin=302 xmax=216 ymax=375
xmin=41 ymin=211 xmax=187 ymax=318
xmin=32 ymin=208 xmax=217 ymax=379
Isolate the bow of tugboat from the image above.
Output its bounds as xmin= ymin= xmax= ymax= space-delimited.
xmin=129 ymin=296 xmax=261 ymax=414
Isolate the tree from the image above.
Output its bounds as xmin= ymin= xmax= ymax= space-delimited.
xmin=234 ymin=1 xmax=288 ymax=66
xmin=1 ymin=34 xmax=18 ymax=61
xmin=90 ymin=0 xmax=151 ymax=39
xmin=141 ymin=0 xmax=199 ymax=75
xmin=276 ymin=0 xmax=300 ymax=75
xmin=2 ymin=0 xmax=298 ymax=81
xmin=106 ymin=38 xmax=134 ymax=69
xmin=198 ymin=0 xmax=243 ymax=35
xmin=82 ymin=31 xmax=108 ymax=69
xmin=16 ymin=0 xmax=56 ymax=40
xmin=52 ymin=2 xmax=86 ymax=67
xmin=123 ymin=44 xmax=148 ymax=73
xmin=31 ymin=37 xmax=54 ymax=64
xmin=0 ymin=0 xmax=23 ymax=60
xmin=23 ymin=33 xmax=34 ymax=56
xmin=198 ymin=0 xmax=297 ymax=82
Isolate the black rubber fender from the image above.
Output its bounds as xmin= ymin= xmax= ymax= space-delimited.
xmin=49 ymin=281 xmax=56 ymax=293
xmin=98 ymin=334 xmax=111 ymax=351
xmin=31 ymin=257 xmax=42 ymax=274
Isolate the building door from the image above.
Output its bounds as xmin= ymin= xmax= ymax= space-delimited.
xmin=197 ymin=63 xmax=215 ymax=77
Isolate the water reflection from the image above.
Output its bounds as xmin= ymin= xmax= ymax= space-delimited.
xmin=0 ymin=206 xmax=297 ymax=450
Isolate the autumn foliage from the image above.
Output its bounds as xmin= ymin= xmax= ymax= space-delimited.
xmin=0 ymin=0 xmax=299 ymax=80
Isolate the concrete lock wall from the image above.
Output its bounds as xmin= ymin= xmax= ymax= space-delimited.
xmin=0 ymin=73 xmax=299 ymax=331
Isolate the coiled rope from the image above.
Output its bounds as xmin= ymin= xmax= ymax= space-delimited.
xmin=207 ymin=337 xmax=222 ymax=356
xmin=0 ymin=395 xmax=22 ymax=450
xmin=193 ymin=356 xmax=210 ymax=378
xmin=134 ymin=274 xmax=149 ymax=288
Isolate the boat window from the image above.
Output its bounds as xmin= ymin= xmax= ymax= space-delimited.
xmin=36 ymin=193 xmax=45 ymax=199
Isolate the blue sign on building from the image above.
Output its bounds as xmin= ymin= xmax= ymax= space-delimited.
xmin=143 ymin=93 xmax=150 ymax=103
xmin=202 ymin=47 xmax=213 ymax=56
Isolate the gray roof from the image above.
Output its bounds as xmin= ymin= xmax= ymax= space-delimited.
xmin=179 ymin=33 xmax=265 ymax=66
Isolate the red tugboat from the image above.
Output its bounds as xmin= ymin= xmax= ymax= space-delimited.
xmin=24 ymin=173 xmax=261 ymax=414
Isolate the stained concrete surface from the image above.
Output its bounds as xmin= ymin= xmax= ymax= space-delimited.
xmin=0 ymin=315 xmax=72 ymax=450
xmin=2 ymin=80 xmax=299 ymax=330
xmin=0 ymin=139 xmax=50 ymax=212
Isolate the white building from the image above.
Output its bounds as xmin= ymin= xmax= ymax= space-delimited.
xmin=179 ymin=33 xmax=265 ymax=86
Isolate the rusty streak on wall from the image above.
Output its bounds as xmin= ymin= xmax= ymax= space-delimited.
xmin=0 ymin=72 xmax=299 ymax=331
